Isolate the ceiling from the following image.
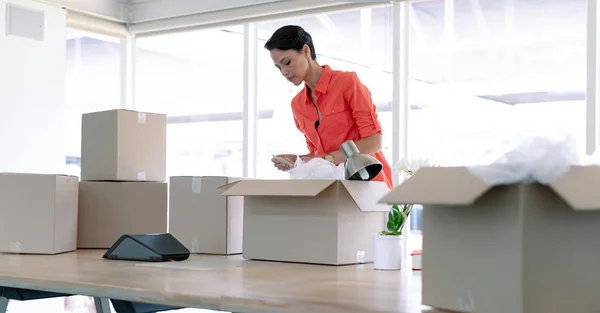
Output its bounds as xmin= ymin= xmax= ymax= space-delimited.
xmin=38 ymin=0 xmax=128 ymax=21
xmin=39 ymin=0 xmax=291 ymax=23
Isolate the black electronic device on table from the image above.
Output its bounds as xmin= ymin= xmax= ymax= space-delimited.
xmin=103 ymin=233 xmax=190 ymax=262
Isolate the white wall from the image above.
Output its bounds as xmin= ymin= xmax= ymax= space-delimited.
xmin=0 ymin=0 xmax=68 ymax=174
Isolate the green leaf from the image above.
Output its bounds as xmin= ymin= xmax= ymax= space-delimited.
xmin=388 ymin=209 xmax=396 ymax=222
xmin=380 ymin=230 xmax=402 ymax=236
xmin=402 ymin=204 xmax=413 ymax=215
xmin=399 ymin=211 xmax=408 ymax=231
xmin=380 ymin=231 xmax=402 ymax=236
xmin=386 ymin=219 xmax=395 ymax=232
xmin=384 ymin=204 xmax=412 ymax=234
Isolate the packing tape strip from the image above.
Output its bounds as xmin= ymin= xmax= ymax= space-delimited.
xmin=137 ymin=112 xmax=147 ymax=124
xmin=191 ymin=177 xmax=202 ymax=193
xmin=191 ymin=237 xmax=199 ymax=253
xmin=8 ymin=242 xmax=23 ymax=254
xmin=356 ymin=250 xmax=365 ymax=264
xmin=457 ymin=289 xmax=476 ymax=312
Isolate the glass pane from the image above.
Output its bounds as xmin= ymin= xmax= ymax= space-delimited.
xmin=167 ymin=121 xmax=243 ymax=177
xmin=135 ymin=26 xmax=244 ymax=116
xmin=409 ymin=0 xmax=586 ymax=163
xmin=256 ymin=6 xmax=393 ymax=179
xmin=65 ymin=29 xmax=121 ymax=177
xmin=135 ymin=26 xmax=245 ymax=177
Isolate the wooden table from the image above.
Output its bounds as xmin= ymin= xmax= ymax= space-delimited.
xmin=0 ymin=250 xmax=443 ymax=313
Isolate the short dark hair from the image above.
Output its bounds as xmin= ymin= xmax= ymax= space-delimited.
xmin=264 ymin=25 xmax=317 ymax=60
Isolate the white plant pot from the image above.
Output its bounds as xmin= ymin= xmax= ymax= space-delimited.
xmin=373 ymin=233 xmax=404 ymax=270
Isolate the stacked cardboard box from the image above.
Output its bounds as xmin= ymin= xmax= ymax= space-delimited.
xmin=77 ymin=109 xmax=168 ymax=248
xmin=0 ymin=173 xmax=79 ymax=254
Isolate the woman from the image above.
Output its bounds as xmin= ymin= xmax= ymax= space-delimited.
xmin=266 ymin=25 xmax=393 ymax=190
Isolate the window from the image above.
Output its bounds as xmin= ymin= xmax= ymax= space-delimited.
xmin=135 ymin=26 xmax=245 ymax=177
xmin=65 ymin=29 xmax=122 ymax=177
xmin=256 ymin=6 xmax=393 ymax=179
xmin=407 ymin=0 xmax=587 ymax=251
xmin=166 ymin=121 xmax=243 ymax=177
xmin=409 ymin=0 xmax=586 ymax=162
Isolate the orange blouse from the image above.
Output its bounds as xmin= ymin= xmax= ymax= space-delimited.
xmin=291 ymin=65 xmax=393 ymax=190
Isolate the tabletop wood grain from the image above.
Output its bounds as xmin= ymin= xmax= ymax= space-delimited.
xmin=0 ymin=250 xmax=445 ymax=313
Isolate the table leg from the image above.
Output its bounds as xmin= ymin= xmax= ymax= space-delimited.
xmin=0 ymin=296 xmax=8 ymax=313
xmin=94 ymin=297 xmax=112 ymax=313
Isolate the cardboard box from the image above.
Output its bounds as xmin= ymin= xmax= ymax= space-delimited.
xmin=81 ymin=109 xmax=167 ymax=182
xmin=0 ymin=173 xmax=79 ymax=254
xmin=379 ymin=166 xmax=600 ymax=313
xmin=78 ymin=181 xmax=168 ymax=248
xmin=169 ymin=176 xmax=243 ymax=255
xmin=221 ymin=179 xmax=391 ymax=265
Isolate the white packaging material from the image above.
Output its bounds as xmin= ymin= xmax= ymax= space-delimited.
xmin=466 ymin=132 xmax=582 ymax=185
xmin=288 ymin=157 xmax=345 ymax=180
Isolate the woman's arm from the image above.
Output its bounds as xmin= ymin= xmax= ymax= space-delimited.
xmin=301 ymin=133 xmax=383 ymax=165
xmin=327 ymin=71 xmax=384 ymax=165
xmin=327 ymin=132 xmax=382 ymax=165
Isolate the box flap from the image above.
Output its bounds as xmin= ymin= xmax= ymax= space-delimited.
xmin=379 ymin=167 xmax=491 ymax=205
xmin=340 ymin=181 xmax=392 ymax=212
xmin=217 ymin=178 xmax=258 ymax=191
xmin=0 ymin=172 xmax=77 ymax=179
xmin=217 ymin=181 xmax=239 ymax=191
xmin=549 ymin=165 xmax=600 ymax=210
xmin=221 ymin=179 xmax=337 ymax=197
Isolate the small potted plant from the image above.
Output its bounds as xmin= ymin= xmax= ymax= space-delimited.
xmin=373 ymin=203 xmax=413 ymax=270
xmin=373 ymin=160 xmax=424 ymax=270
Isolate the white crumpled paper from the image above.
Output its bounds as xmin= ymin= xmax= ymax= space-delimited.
xmin=466 ymin=132 xmax=582 ymax=185
xmin=288 ymin=156 xmax=345 ymax=180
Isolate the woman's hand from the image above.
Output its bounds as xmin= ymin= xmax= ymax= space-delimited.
xmin=271 ymin=154 xmax=297 ymax=171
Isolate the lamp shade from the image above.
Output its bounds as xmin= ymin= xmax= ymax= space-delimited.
xmin=341 ymin=140 xmax=382 ymax=181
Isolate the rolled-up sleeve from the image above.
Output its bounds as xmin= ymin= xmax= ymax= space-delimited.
xmin=343 ymin=72 xmax=383 ymax=138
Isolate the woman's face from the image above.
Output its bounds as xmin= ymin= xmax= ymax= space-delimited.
xmin=270 ymin=45 xmax=310 ymax=86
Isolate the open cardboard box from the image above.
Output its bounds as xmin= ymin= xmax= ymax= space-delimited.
xmin=220 ymin=179 xmax=391 ymax=265
xmin=379 ymin=166 xmax=600 ymax=313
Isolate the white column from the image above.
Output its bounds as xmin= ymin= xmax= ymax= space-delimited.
xmin=393 ymin=0 xmax=411 ymax=263
xmin=444 ymin=0 xmax=455 ymax=81
xmin=503 ymin=0 xmax=515 ymax=75
xmin=243 ymin=23 xmax=258 ymax=178
xmin=360 ymin=8 xmax=372 ymax=66
xmin=120 ymin=35 xmax=136 ymax=110
xmin=393 ymin=1 xmax=410 ymax=184
xmin=586 ymin=0 xmax=599 ymax=155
